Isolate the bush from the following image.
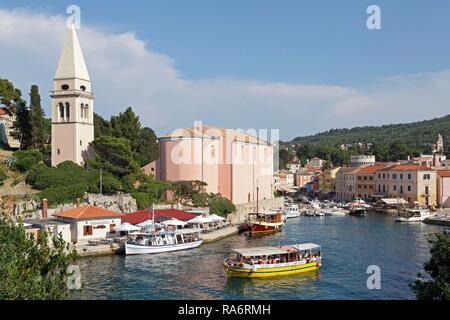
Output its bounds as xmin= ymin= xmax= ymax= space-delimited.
xmin=0 ymin=169 xmax=7 ymax=186
xmin=100 ymin=175 xmax=122 ymax=194
xmin=208 ymin=195 xmax=236 ymax=217
xmin=10 ymin=149 xmax=42 ymax=173
xmin=38 ymin=183 xmax=88 ymax=206
xmin=131 ymin=192 xmax=151 ymax=210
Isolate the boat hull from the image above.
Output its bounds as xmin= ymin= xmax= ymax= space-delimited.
xmin=225 ymin=261 xmax=320 ymax=278
xmin=248 ymin=222 xmax=283 ymax=235
xmin=125 ymin=240 xmax=203 ymax=255
xmin=285 ymin=212 xmax=301 ymax=219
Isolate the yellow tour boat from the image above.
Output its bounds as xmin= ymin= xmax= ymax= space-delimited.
xmin=223 ymin=243 xmax=322 ymax=278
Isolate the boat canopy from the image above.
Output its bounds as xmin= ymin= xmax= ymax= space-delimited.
xmin=232 ymin=243 xmax=321 ymax=257
xmin=381 ymin=198 xmax=407 ymax=205
xmin=232 ymin=247 xmax=289 ymax=257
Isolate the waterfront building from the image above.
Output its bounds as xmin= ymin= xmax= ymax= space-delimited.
xmin=155 ymin=123 xmax=273 ymax=205
xmin=53 ymin=205 xmax=123 ymax=243
xmin=354 ymin=164 xmax=390 ymax=201
xmin=437 ymin=171 xmax=450 ymax=208
xmin=350 ymin=155 xmax=375 ymax=167
xmin=51 ymin=24 xmax=94 ymax=166
xmin=0 ymin=106 xmax=20 ymax=149
xmin=335 ymin=167 xmax=358 ymax=202
xmin=24 ymin=219 xmax=72 ymax=244
xmin=375 ymin=164 xmax=437 ymax=207
xmin=319 ymin=167 xmax=341 ymax=194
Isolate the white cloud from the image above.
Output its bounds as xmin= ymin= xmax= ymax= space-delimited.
xmin=0 ymin=8 xmax=449 ymax=140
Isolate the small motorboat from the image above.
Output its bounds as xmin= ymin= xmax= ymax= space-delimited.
xmin=395 ymin=208 xmax=434 ymax=222
xmin=284 ymin=204 xmax=301 ymax=219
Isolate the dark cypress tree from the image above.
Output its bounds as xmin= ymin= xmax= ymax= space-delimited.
xmin=12 ymin=99 xmax=32 ymax=149
xmin=29 ymin=85 xmax=47 ymax=149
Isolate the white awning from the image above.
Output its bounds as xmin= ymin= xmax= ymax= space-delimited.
xmin=381 ymin=198 xmax=408 ymax=205
xmin=161 ymin=218 xmax=187 ymax=227
xmin=209 ymin=214 xmax=225 ymax=222
xmin=187 ymin=215 xmax=214 ymax=224
xmin=114 ymin=222 xmax=141 ymax=232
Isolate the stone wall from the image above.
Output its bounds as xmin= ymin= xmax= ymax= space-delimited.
xmin=227 ymin=197 xmax=284 ymax=224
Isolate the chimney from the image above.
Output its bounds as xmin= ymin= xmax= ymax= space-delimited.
xmin=76 ymin=198 xmax=81 ymax=207
xmin=42 ymin=199 xmax=48 ymax=219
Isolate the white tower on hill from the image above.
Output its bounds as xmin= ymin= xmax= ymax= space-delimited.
xmin=51 ymin=24 xmax=94 ymax=166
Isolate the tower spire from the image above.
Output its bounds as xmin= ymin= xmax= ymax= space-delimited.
xmin=54 ymin=25 xmax=90 ymax=81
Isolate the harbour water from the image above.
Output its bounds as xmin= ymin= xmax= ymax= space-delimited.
xmin=72 ymin=213 xmax=445 ymax=300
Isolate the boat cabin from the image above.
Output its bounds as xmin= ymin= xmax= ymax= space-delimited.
xmin=227 ymin=243 xmax=321 ymax=267
xmin=128 ymin=228 xmax=200 ymax=247
xmin=248 ymin=211 xmax=283 ymax=223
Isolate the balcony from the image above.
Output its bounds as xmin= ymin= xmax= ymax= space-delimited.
xmin=50 ymin=89 xmax=94 ymax=99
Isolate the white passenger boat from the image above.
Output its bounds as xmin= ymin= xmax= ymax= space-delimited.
xmin=125 ymin=228 xmax=203 ymax=255
xmin=284 ymin=204 xmax=301 ymax=219
xmin=395 ymin=209 xmax=434 ymax=222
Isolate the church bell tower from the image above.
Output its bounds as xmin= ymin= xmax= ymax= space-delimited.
xmin=51 ymin=24 xmax=94 ymax=166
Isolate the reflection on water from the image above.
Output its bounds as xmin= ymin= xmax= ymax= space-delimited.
xmin=72 ymin=214 xmax=445 ymax=300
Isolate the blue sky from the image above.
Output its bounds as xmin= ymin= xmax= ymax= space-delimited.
xmin=1 ymin=1 xmax=450 ymax=140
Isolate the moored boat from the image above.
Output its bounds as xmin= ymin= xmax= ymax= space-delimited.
xmin=284 ymin=204 xmax=301 ymax=219
xmin=395 ymin=208 xmax=434 ymax=222
xmin=125 ymin=228 xmax=203 ymax=255
xmin=246 ymin=211 xmax=284 ymax=235
xmin=223 ymin=243 xmax=322 ymax=278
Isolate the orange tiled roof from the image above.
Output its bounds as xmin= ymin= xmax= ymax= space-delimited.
xmin=53 ymin=205 xmax=124 ymax=220
xmin=354 ymin=164 xmax=390 ymax=175
xmin=378 ymin=164 xmax=433 ymax=172
xmin=437 ymin=171 xmax=450 ymax=177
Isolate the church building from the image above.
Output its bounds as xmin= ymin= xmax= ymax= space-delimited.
xmin=51 ymin=24 xmax=94 ymax=166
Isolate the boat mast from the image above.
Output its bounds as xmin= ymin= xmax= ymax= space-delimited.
xmin=152 ymin=203 xmax=155 ymax=230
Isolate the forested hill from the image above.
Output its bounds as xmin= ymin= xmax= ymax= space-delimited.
xmin=289 ymin=114 xmax=450 ymax=148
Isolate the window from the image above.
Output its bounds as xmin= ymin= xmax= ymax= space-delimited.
xmin=80 ymin=85 xmax=86 ymax=91
xmin=65 ymin=103 xmax=70 ymax=120
xmin=80 ymin=140 xmax=82 ymax=146
xmin=408 ymin=185 xmax=411 ymax=192
xmin=400 ymin=174 xmax=403 ymax=179
xmin=84 ymin=104 xmax=89 ymax=119
xmin=393 ymin=174 xmax=397 ymax=179
xmin=110 ymin=224 xmax=116 ymax=233
xmin=80 ymin=103 xmax=84 ymax=118
xmin=57 ymin=149 xmax=60 ymax=155
xmin=400 ymin=186 xmax=403 ymax=194
xmin=425 ymin=186 xmax=429 ymax=195
xmin=61 ymin=84 xmax=69 ymax=90
xmin=83 ymin=225 xmax=93 ymax=236
xmin=408 ymin=174 xmax=412 ymax=180
xmin=59 ymin=103 xmax=64 ymax=120
xmin=393 ymin=185 xmax=397 ymax=191
xmin=423 ymin=174 xmax=431 ymax=180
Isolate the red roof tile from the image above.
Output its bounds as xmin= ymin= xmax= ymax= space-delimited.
xmin=122 ymin=209 xmax=197 ymax=224
xmin=437 ymin=171 xmax=450 ymax=177
xmin=53 ymin=205 xmax=124 ymax=220
xmin=378 ymin=164 xmax=433 ymax=171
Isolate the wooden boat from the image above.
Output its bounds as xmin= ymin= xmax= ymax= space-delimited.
xmin=224 ymin=243 xmax=322 ymax=278
xmin=246 ymin=211 xmax=284 ymax=235
xmin=125 ymin=228 xmax=203 ymax=255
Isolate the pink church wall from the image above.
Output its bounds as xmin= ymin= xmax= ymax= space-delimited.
xmin=156 ymin=129 xmax=274 ymax=205
xmin=439 ymin=176 xmax=450 ymax=208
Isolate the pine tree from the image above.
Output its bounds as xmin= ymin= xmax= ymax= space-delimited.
xmin=29 ymin=85 xmax=47 ymax=149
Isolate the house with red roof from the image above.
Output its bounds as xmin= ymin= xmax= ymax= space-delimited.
xmin=375 ymin=164 xmax=437 ymax=207
xmin=53 ymin=205 xmax=124 ymax=243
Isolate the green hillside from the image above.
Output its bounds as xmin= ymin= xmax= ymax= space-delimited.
xmin=290 ymin=114 xmax=450 ymax=150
